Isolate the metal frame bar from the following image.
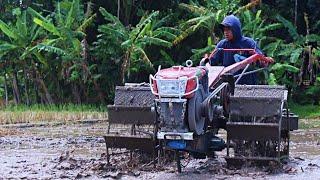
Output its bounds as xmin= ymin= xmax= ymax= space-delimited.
xmin=233 ymin=67 xmax=267 ymax=78
xmin=235 ymin=64 xmax=250 ymax=84
xmin=203 ymin=82 xmax=228 ymax=108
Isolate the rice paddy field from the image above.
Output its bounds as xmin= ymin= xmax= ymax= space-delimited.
xmin=0 ymin=104 xmax=107 ymax=124
xmin=0 ymin=103 xmax=319 ymax=179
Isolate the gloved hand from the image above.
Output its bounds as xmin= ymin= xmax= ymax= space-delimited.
xmin=200 ymin=54 xmax=209 ymax=66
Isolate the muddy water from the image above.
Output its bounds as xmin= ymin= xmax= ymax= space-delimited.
xmin=0 ymin=122 xmax=108 ymax=179
xmin=291 ymin=129 xmax=320 ymax=157
xmin=140 ymin=129 xmax=320 ymax=180
xmin=0 ymin=122 xmax=319 ymax=179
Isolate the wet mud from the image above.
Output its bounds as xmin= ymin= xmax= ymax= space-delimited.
xmin=0 ymin=122 xmax=319 ymax=179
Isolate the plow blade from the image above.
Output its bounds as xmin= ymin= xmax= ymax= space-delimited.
xmin=225 ymin=156 xmax=280 ymax=167
xmin=229 ymin=97 xmax=282 ymax=117
xmin=108 ymin=105 xmax=155 ymax=125
xmin=113 ymin=85 xmax=154 ymax=107
xmin=105 ymin=84 xmax=157 ymax=162
xmin=226 ymin=85 xmax=296 ymax=166
xmin=104 ymin=135 xmax=155 ymax=154
xmin=226 ymin=122 xmax=279 ymax=141
xmin=108 ymin=85 xmax=156 ymax=125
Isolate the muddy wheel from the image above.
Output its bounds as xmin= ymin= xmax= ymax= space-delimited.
xmin=188 ymin=85 xmax=206 ymax=135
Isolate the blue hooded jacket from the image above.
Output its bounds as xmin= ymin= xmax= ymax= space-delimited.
xmin=209 ymin=15 xmax=262 ymax=85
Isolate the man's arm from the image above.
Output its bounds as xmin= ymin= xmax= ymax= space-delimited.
xmin=200 ymin=41 xmax=224 ymax=66
xmin=250 ymin=40 xmax=263 ymax=55
xmin=209 ymin=41 xmax=224 ymax=65
xmin=249 ymin=39 xmax=274 ymax=66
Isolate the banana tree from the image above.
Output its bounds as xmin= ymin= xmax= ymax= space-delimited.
xmin=238 ymin=9 xmax=284 ymax=85
xmin=268 ymin=14 xmax=320 ymax=87
xmin=28 ymin=0 xmax=98 ymax=103
xmin=97 ymin=7 xmax=178 ymax=83
xmin=0 ymin=7 xmax=53 ymax=104
xmin=241 ymin=10 xmax=282 ymax=46
xmin=176 ymin=0 xmax=261 ymax=61
xmin=174 ymin=1 xmax=236 ymax=46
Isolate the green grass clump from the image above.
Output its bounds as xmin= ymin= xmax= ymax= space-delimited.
xmin=288 ymin=102 xmax=320 ymax=119
xmin=289 ymin=102 xmax=320 ymax=129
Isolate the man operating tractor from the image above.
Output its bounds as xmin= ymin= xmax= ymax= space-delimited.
xmin=105 ymin=13 xmax=298 ymax=174
xmin=201 ymin=14 xmax=274 ymax=85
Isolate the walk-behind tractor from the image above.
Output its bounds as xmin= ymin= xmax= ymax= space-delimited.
xmin=104 ymin=49 xmax=299 ymax=172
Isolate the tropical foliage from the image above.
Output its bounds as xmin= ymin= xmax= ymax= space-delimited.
xmin=0 ymin=0 xmax=319 ymax=106
xmin=95 ymin=7 xmax=178 ymax=83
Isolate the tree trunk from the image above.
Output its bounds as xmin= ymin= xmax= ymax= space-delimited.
xmin=72 ymin=83 xmax=81 ymax=104
xmin=34 ymin=80 xmax=41 ymax=104
xmin=121 ymin=52 xmax=130 ymax=84
xmin=294 ymin=0 xmax=298 ymax=27
xmin=23 ymin=67 xmax=30 ymax=105
xmin=55 ymin=76 xmax=63 ymax=103
xmin=38 ymin=77 xmax=54 ymax=104
xmin=93 ymin=79 xmax=106 ymax=104
xmin=3 ymin=72 xmax=8 ymax=106
xmin=12 ymin=71 xmax=21 ymax=105
xmin=117 ymin=0 xmax=120 ymax=19
xmin=81 ymin=61 xmax=106 ymax=104
xmin=31 ymin=61 xmax=54 ymax=104
xmin=79 ymin=81 xmax=88 ymax=103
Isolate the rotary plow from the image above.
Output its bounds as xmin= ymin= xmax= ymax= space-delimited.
xmin=104 ymin=49 xmax=298 ymax=172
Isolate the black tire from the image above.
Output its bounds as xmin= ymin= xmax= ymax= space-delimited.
xmin=188 ymin=85 xmax=206 ymax=135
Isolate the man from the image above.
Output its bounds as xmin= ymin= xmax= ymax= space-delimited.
xmin=201 ymin=14 xmax=273 ymax=85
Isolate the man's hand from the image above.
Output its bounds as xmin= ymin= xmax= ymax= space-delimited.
xmin=265 ymin=57 xmax=274 ymax=63
xmin=261 ymin=57 xmax=274 ymax=67
xmin=200 ymin=54 xmax=209 ymax=66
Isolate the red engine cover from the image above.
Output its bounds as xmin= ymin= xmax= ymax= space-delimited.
xmin=156 ymin=66 xmax=207 ymax=79
xmin=155 ymin=66 xmax=207 ymax=98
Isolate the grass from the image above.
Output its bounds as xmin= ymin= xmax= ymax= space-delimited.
xmin=0 ymin=104 xmax=108 ymax=125
xmin=288 ymin=102 xmax=320 ymax=119
xmin=289 ymin=102 xmax=320 ymax=129
xmin=1 ymin=103 xmax=107 ymax=112
xmin=1 ymin=102 xmax=319 ymax=128
xmin=298 ymin=119 xmax=320 ymax=129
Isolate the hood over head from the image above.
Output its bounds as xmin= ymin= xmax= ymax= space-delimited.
xmin=220 ymin=15 xmax=242 ymax=41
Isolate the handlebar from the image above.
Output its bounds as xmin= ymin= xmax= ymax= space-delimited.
xmin=202 ymin=48 xmax=274 ymax=66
